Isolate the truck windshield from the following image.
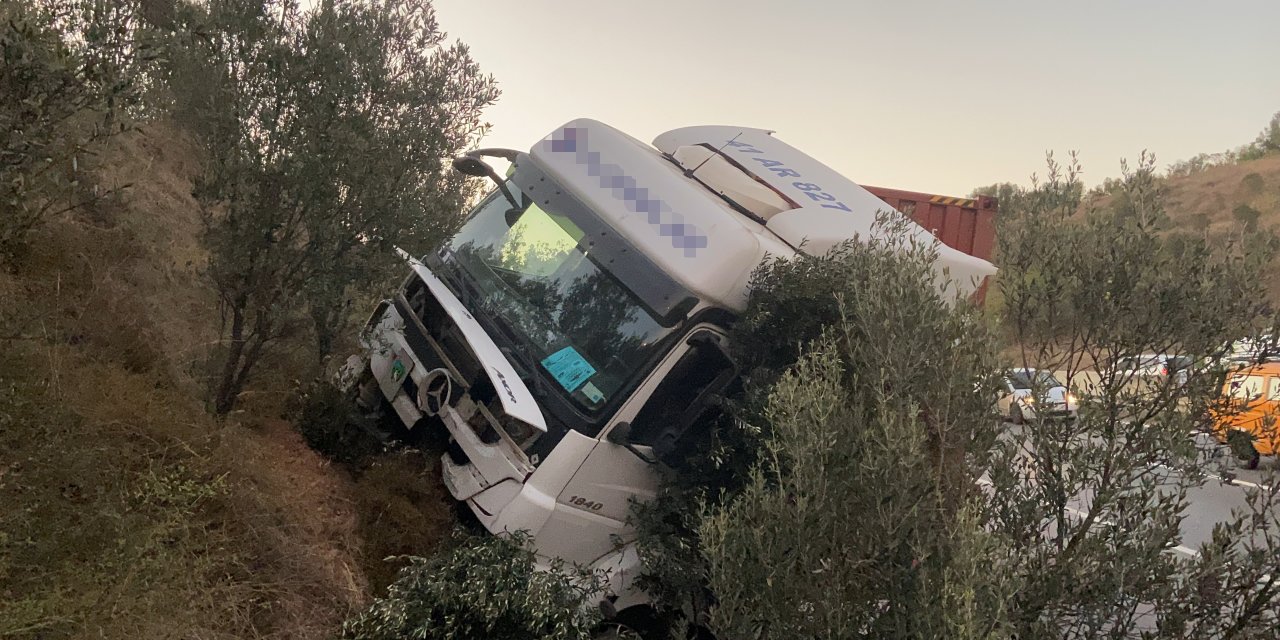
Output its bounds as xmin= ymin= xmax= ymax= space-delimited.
xmin=439 ymin=178 xmax=687 ymax=416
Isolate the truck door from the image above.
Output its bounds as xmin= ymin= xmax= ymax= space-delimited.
xmin=546 ymin=328 xmax=735 ymax=562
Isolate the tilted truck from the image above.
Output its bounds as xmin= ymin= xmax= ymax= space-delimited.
xmin=339 ymin=119 xmax=997 ymax=631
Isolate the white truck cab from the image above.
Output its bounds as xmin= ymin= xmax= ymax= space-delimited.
xmin=343 ymin=119 xmax=996 ymax=617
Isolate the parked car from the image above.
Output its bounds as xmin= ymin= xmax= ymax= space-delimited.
xmin=998 ymin=368 xmax=1078 ymax=423
xmin=1225 ymin=334 xmax=1280 ymax=366
xmin=1109 ymin=353 xmax=1192 ymax=388
xmin=1211 ymin=362 xmax=1280 ymax=469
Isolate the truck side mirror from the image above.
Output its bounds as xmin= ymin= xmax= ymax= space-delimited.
xmin=606 ymin=421 xmax=631 ymax=446
xmin=650 ymin=365 xmax=737 ymax=466
xmin=451 ymin=156 xmax=491 ymax=177
xmin=606 ymin=422 xmax=657 ymax=464
xmin=505 ymin=207 xmax=524 ymax=227
xmin=626 ymin=331 xmax=739 ymax=467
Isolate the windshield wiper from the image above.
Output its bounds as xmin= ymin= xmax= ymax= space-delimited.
xmin=437 ymin=252 xmax=552 ymax=401
xmin=431 ymin=251 xmax=482 ymax=310
xmin=485 ymin=307 xmax=552 ymax=401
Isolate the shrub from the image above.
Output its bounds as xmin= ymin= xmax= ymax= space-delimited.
xmin=173 ymin=0 xmax=499 ymax=413
xmin=697 ymin=221 xmax=1005 ymax=639
xmin=1233 ymin=203 xmax=1262 ymax=231
xmin=0 ymin=0 xmax=152 ymax=262
xmin=1189 ymin=212 xmax=1212 ymax=231
xmin=343 ymin=531 xmax=602 ymax=640
xmin=634 ymin=216 xmax=1004 ymax=634
xmin=1240 ymin=172 xmax=1265 ymax=196
xmin=1167 ymin=153 xmax=1224 ymax=178
xmin=293 ymin=380 xmax=388 ymax=464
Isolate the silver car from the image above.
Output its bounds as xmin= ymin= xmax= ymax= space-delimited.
xmin=1110 ymin=354 xmax=1191 ymax=388
xmin=999 ymin=368 xmax=1079 ymax=423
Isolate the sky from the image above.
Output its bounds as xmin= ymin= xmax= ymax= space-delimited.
xmin=431 ymin=0 xmax=1280 ymax=196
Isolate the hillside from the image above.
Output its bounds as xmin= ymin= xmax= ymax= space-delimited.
xmin=1163 ymin=154 xmax=1280 ymax=236
xmin=1161 ymin=154 xmax=1280 ymax=301
xmin=0 ymin=125 xmax=454 ymax=639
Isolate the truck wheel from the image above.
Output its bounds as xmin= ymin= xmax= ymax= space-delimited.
xmin=1011 ymin=405 xmax=1025 ymax=425
xmin=592 ymin=623 xmax=643 ymax=640
xmin=1227 ymin=430 xmax=1261 ymax=470
xmin=1244 ymin=448 xmax=1261 ymax=470
xmin=593 ymin=607 xmax=662 ymax=640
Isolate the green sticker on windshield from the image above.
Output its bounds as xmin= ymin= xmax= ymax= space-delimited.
xmin=541 ymin=346 xmax=596 ymax=393
xmin=581 ymin=382 xmax=605 ymax=404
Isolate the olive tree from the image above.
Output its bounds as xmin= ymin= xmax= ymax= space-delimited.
xmin=637 ymin=151 xmax=1280 ymax=639
xmin=631 ymin=218 xmax=1016 ymax=637
xmin=181 ymin=0 xmax=498 ymax=413
xmin=988 ymin=151 xmax=1280 ymax=638
xmin=690 ymin=223 xmax=1014 ymax=639
xmin=0 ymin=0 xmax=153 ymax=262
xmin=343 ymin=532 xmax=602 ymax=640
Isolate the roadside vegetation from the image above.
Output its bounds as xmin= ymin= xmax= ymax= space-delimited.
xmin=343 ymin=532 xmax=603 ymax=640
xmin=171 ymin=0 xmax=497 ymax=414
xmin=0 ymin=0 xmax=153 ymax=263
xmin=975 ymin=111 xmax=1280 ymax=301
xmin=626 ymin=150 xmax=1280 ymax=639
xmin=6 ymin=0 xmax=1280 ymax=638
xmin=2 ymin=0 xmax=485 ymax=637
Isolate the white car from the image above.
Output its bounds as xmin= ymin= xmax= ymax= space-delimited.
xmin=999 ymin=368 xmax=1078 ymax=423
xmin=1225 ymin=335 xmax=1280 ymax=365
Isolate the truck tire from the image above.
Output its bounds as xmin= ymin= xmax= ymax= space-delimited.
xmin=1011 ymin=404 xmax=1025 ymax=425
xmin=1227 ymin=430 xmax=1261 ymax=470
xmin=592 ymin=623 xmax=643 ymax=640
xmin=1245 ymin=448 xmax=1261 ymax=470
xmin=592 ymin=606 xmax=663 ymax=640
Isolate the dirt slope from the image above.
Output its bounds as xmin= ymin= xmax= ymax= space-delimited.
xmin=0 ymin=123 xmax=450 ymax=639
xmin=1163 ymin=154 xmax=1280 ymax=235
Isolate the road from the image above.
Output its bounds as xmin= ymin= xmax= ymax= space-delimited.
xmin=1162 ymin=433 xmax=1277 ymax=556
xmin=998 ymin=382 xmax=1277 ymax=558
xmin=1048 ymin=369 xmax=1278 ymax=556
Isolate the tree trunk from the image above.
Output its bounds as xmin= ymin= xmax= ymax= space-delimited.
xmin=214 ymin=306 xmax=247 ymax=415
xmin=312 ymin=305 xmax=336 ymax=362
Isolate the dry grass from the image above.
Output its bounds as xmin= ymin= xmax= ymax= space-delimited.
xmin=0 ymin=122 xmax=454 ymax=638
xmin=345 ymin=451 xmax=458 ymax=593
xmin=1161 ymin=155 xmax=1280 ymax=301
xmin=0 ymin=343 xmax=366 ymax=639
xmin=1162 ymin=154 xmax=1280 ymax=233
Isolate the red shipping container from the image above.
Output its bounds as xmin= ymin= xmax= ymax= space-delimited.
xmin=862 ymin=186 xmax=998 ymax=304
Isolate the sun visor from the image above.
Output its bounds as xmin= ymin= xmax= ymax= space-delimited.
xmin=528 ymin=119 xmax=769 ymax=311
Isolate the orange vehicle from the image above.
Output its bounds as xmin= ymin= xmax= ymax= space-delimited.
xmin=1214 ymin=362 xmax=1280 ymax=468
